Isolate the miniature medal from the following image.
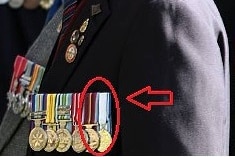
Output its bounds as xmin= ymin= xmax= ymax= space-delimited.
xmin=97 ymin=93 xmax=112 ymax=152
xmin=56 ymin=94 xmax=72 ymax=152
xmin=72 ymin=126 xmax=89 ymax=153
xmin=83 ymin=93 xmax=100 ymax=151
xmin=29 ymin=119 xmax=48 ymax=151
xmin=71 ymin=93 xmax=88 ymax=153
xmin=29 ymin=94 xmax=47 ymax=151
xmin=44 ymin=94 xmax=59 ymax=152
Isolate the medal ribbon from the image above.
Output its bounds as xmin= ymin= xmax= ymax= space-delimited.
xmin=107 ymin=93 xmax=112 ymax=133
xmin=98 ymin=93 xmax=111 ymax=131
xmin=72 ymin=93 xmax=79 ymax=131
xmin=19 ymin=60 xmax=34 ymax=89
xmin=9 ymin=56 xmax=27 ymax=92
xmin=27 ymin=64 xmax=40 ymax=92
xmin=32 ymin=66 xmax=45 ymax=93
xmin=66 ymin=93 xmax=72 ymax=132
xmin=46 ymin=94 xmax=56 ymax=124
xmin=84 ymin=93 xmax=98 ymax=125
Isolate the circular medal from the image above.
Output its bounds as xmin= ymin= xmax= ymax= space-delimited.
xmin=85 ymin=128 xmax=100 ymax=151
xmin=65 ymin=44 xmax=77 ymax=63
xmin=29 ymin=127 xmax=48 ymax=151
xmin=97 ymin=129 xmax=112 ymax=152
xmin=8 ymin=0 xmax=24 ymax=9
xmin=44 ymin=129 xmax=59 ymax=152
xmin=0 ymin=0 xmax=9 ymax=5
xmin=72 ymin=129 xmax=88 ymax=153
xmin=56 ymin=129 xmax=72 ymax=152
xmin=23 ymin=0 xmax=40 ymax=9
xmin=39 ymin=0 xmax=54 ymax=10
xmin=12 ymin=94 xmax=24 ymax=114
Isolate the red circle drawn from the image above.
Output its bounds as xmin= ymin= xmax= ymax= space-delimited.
xmin=77 ymin=76 xmax=120 ymax=156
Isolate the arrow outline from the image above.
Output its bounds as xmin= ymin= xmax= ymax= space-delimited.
xmin=126 ymin=86 xmax=174 ymax=111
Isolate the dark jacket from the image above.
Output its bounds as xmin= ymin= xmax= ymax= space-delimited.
xmin=0 ymin=0 xmax=230 ymax=155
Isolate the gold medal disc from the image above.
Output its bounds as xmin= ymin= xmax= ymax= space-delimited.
xmin=29 ymin=127 xmax=48 ymax=151
xmin=85 ymin=128 xmax=100 ymax=151
xmin=97 ymin=129 xmax=112 ymax=152
xmin=44 ymin=128 xmax=59 ymax=152
xmin=56 ymin=128 xmax=72 ymax=152
xmin=72 ymin=129 xmax=89 ymax=153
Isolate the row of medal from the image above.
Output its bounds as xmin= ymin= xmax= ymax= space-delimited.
xmin=7 ymin=55 xmax=45 ymax=118
xmin=29 ymin=93 xmax=112 ymax=153
xmin=0 ymin=0 xmax=54 ymax=9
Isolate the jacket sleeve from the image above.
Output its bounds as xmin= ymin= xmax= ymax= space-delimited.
xmin=118 ymin=0 xmax=229 ymax=155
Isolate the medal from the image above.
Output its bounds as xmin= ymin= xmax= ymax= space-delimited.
xmin=65 ymin=44 xmax=77 ymax=63
xmin=8 ymin=0 xmax=24 ymax=9
xmin=7 ymin=56 xmax=27 ymax=110
xmin=29 ymin=94 xmax=47 ymax=151
xmin=14 ymin=60 xmax=34 ymax=114
xmin=56 ymin=94 xmax=72 ymax=152
xmin=20 ymin=64 xmax=40 ymax=117
xmin=12 ymin=93 xmax=24 ymax=114
xmin=44 ymin=94 xmax=59 ymax=152
xmin=97 ymin=93 xmax=112 ymax=152
xmin=83 ymin=93 xmax=100 ymax=151
xmin=20 ymin=90 xmax=31 ymax=118
xmin=72 ymin=93 xmax=88 ymax=153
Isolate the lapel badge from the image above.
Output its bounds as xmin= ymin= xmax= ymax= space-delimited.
xmin=80 ymin=18 xmax=89 ymax=33
xmin=65 ymin=44 xmax=77 ymax=63
xmin=91 ymin=3 xmax=102 ymax=16
xmin=70 ymin=30 xmax=80 ymax=44
xmin=77 ymin=35 xmax=85 ymax=47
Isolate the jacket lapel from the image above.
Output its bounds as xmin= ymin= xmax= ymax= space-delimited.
xmin=0 ymin=109 xmax=28 ymax=152
xmin=41 ymin=0 xmax=111 ymax=92
xmin=0 ymin=6 xmax=63 ymax=154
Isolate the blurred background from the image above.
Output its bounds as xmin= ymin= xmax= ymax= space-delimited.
xmin=0 ymin=0 xmax=235 ymax=155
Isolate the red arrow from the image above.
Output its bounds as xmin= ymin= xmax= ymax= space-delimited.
xmin=126 ymin=86 xmax=174 ymax=111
